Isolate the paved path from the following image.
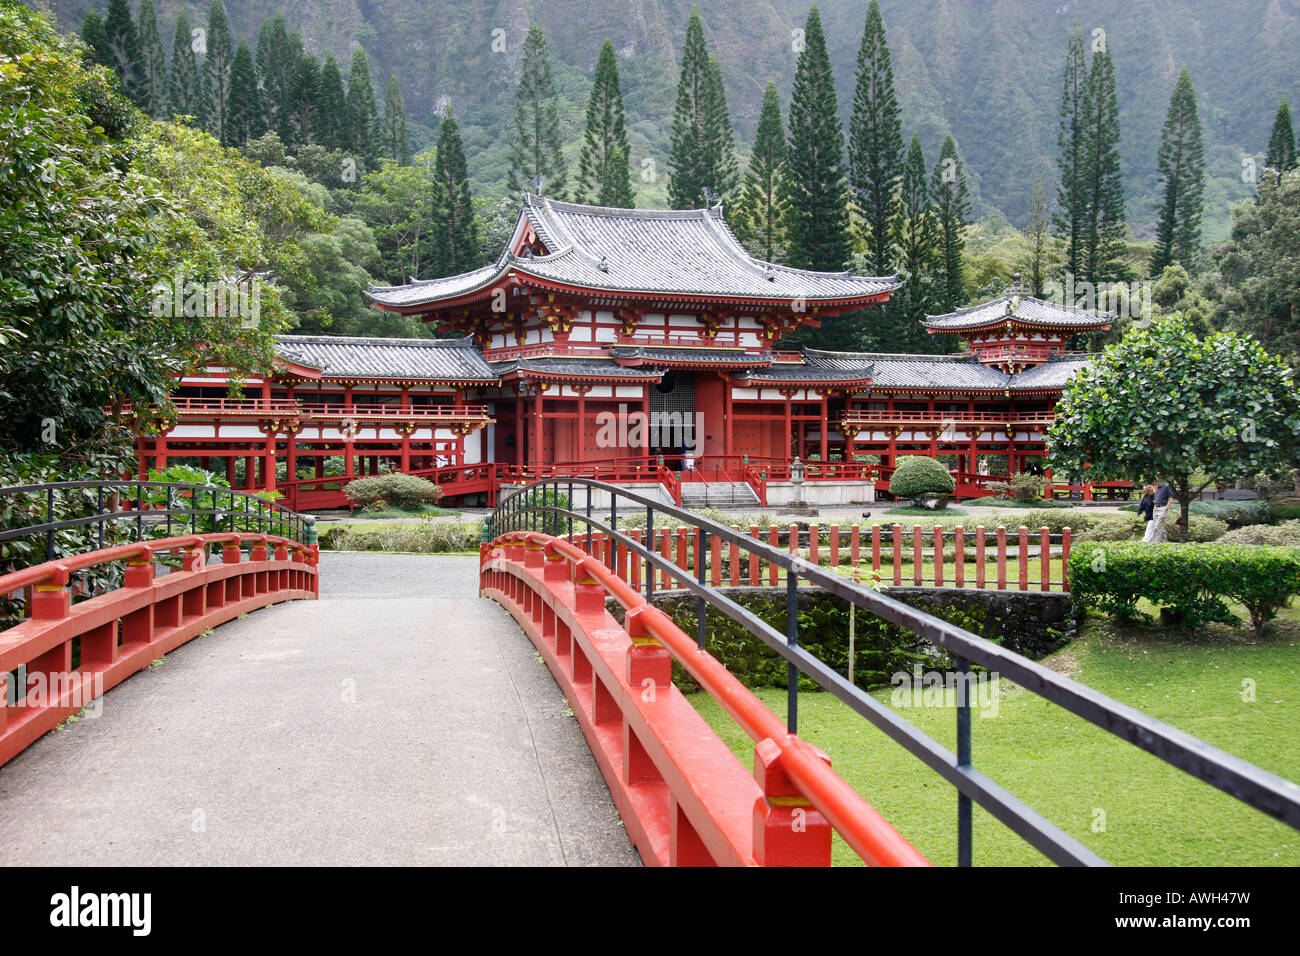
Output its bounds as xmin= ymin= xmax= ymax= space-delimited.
xmin=0 ymin=554 xmax=639 ymax=866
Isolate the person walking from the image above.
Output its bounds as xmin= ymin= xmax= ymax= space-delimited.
xmin=1143 ymin=479 xmax=1173 ymax=542
xmin=1137 ymin=483 xmax=1155 ymax=528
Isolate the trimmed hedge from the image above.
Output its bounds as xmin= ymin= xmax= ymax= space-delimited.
xmin=1217 ymin=520 xmax=1300 ymax=547
xmin=343 ymin=474 xmax=444 ymax=509
xmin=888 ymin=455 xmax=955 ymax=499
xmin=1068 ymin=541 xmax=1300 ymax=633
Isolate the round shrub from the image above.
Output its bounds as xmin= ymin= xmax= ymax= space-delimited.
xmin=1218 ymin=520 xmax=1300 ymax=547
xmin=888 ymin=456 xmax=955 ymax=501
xmin=343 ymin=474 xmax=444 ymax=510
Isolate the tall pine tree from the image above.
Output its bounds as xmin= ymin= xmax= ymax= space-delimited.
xmin=1055 ymin=23 xmax=1088 ymax=281
xmin=227 ymin=42 xmax=264 ymax=147
xmin=1018 ymin=180 xmax=1057 ymax=298
xmin=848 ymin=0 xmax=904 ymax=275
xmin=431 ymin=109 xmax=479 ymax=276
xmin=257 ymin=16 xmax=298 ymax=145
xmin=576 ymin=40 xmax=633 ymax=207
xmin=507 ymin=27 xmax=568 ymax=198
xmin=1265 ymin=100 xmax=1296 ymax=183
xmin=381 ymin=76 xmax=410 ymax=165
xmin=167 ymin=11 xmax=203 ymax=125
xmin=103 ymin=0 xmax=144 ymax=106
xmin=136 ymin=0 xmax=167 ymax=118
xmin=1150 ymin=68 xmax=1204 ymax=274
xmin=80 ymin=12 xmax=110 ymax=69
xmin=730 ymin=81 xmax=788 ymax=262
xmin=930 ymin=135 xmax=970 ymax=311
xmin=345 ymin=49 xmax=380 ymax=168
xmin=783 ymin=5 xmax=851 ymax=272
xmin=1082 ymin=42 xmax=1126 ymax=284
xmin=289 ymin=51 xmax=322 ymax=147
xmin=316 ymin=53 xmax=348 ymax=150
xmin=202 ymin=0 xmax=236 ymax=145
xmin=667 ymin=8 xmax=738 ymax=208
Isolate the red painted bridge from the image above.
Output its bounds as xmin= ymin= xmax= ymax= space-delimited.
xmin=1 ymin=479 xmax=1297 ymax=866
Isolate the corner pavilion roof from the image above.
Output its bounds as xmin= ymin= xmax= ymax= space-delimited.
xmin=923 ymin=279 xmax=1113 ymax=332
xmin=367 ymin=194 xmax=900 ymax=311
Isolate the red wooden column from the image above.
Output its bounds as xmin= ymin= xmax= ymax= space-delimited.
xmin=576 ymin=387 xmax=587 ymax=462
xmin=154 ymin=433 xmax=168 ymax=472
xmin=819 ymin=392 xmax=829 ymax=464
xmin=286 ymin=430 xmax=298 ymax=486
xmin=262 ymin=429 xmax=277 ymax=493
xmin=515 ymin=392 xmax=525 ymax=466
xmin=532 ymin=387 xmax=544 ymax=468
xmin=724 ymin=381 xmax=734 ymax=457
xmin=399 ymin=424 xmax=412 ymax=473
xmin=225 ymin=456 xmax=236 ymax=486
xmin=783 ymin=396 xmax=792 ymax=462
xmin=641 ymin=386 xmax=651 ymax=464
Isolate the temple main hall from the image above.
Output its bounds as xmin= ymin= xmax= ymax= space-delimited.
xmin=142 ymin=194 xmax=1112 ymax=509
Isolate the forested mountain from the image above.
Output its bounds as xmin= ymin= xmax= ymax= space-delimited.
xmin=41 ymin=0 xmax=1299 ymax=239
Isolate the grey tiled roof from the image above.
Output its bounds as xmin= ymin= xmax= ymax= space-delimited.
xmin=491 ymin=356 xmax=665 ymax=381
xmin=368 ymin=194 xmax=899 ymax=308
xmin=734 ymin=365 xmax=876 ymax=385
xmin=924 ymin=293 xmax=1113 ymax=330
xmin=274 ymin=335 xmax=498 ymax=382
xmin=609 ymin=345 xmax=770 ymax=366
xmin=1008 ymin=355 xmax=1096 ymax=390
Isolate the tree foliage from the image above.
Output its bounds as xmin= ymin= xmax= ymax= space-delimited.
xmin=1265 ymin=100 xmax=1296 ymax=184
xmin=667 ymin=7 xmax=737 ymax=208
xmin=1150 ymin=68 xmax=1204 ymax=275
xmin=848 ymin=0 xmax=903 ymax=276
xmin=1048 ymin=318 xmax=1300 ymax=538
xmin=930 ymin=134 xmax=970 ymax=312
xmin=576 ymin=40 xmax=633 ymax=207
xmin=729 ymin=81 xmax=787 ymax=262
xmin=507 ymin=26 xmax=567 ymax=199
xmin=430 ymin=109 xmax=479 ymax=276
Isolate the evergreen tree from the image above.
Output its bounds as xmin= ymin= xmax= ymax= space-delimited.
xmin=1150 ymin=68 xmax=1204 ymax=275
xmin=136 ymin=0 xmax=168 ymax=118
xmin=729 ymin=81 xmax=788 ymax=262
xmin=1055 ymin=23 xmax=1088 ymax=281
xmin=667 ymin=7 xmax=738 ymax=208
xmin=289 ymin=51 xmax=322 ymax=147
xmin=202 ymin=0 xmax=236 ymax=145
xmin=103 ymin=0 xmax=144 ymax=106
xmin=431 ymin=109 xmax=479 ymax=276
xmin=1082 ymin=43 xmax=1126 ymax=284
xmin=874 ymin=133 xmax=942 ymax=353
xmin=80 ymin=12 xmax=110 ymax=68
xmin=381 ymin=76 xmax=410 ymax=165
xmin=1265 ymin=100 xmax=1296 ymax=183
xmin=227 ymin=42 xmax=264 ymax=147
xmin=257 ymin=16 xmax=298 ymax=145
xmin=1018 ymin=180 xmax=1058 ymax=298
xmin=345 ymin=49 xmax=380 ymax=168
xmin=930 ymin=135 xmax=970 ymax=311
xmin=576 ymin=40 xmax=633 ymax=207
xmin=848 ymin=0 xmax=904 ymax=275
xmin=507 ymin=27 xmax=568 ymax=198
xmin=167 ymin=11 xmax=204 ymax=125
xmin=783 ymin=5 xmax=852 ymax=272
xmin=316 ymin=53 xmax=347 ymax=150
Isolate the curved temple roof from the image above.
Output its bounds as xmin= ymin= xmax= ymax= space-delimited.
xmin=368 ymin=194 xmax=899 ymax=310
xmin=924 ymin=288 xmax=1114 ymax=332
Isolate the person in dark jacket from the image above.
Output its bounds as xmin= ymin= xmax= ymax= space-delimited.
xmin=1144 ymin=479 xmax=1173 ymax=542
xmin=1137 ymin=484 xmax=1155 ymax=523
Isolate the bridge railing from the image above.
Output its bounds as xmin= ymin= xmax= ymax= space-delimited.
xmin=486 ymin=479 xmax=1300 ymax=866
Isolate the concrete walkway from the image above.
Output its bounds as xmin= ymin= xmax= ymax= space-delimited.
xmin=0 ymin=554 xmax=639 ymax=866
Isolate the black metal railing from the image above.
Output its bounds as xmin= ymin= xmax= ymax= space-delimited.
xmin=0 ymin=480 xmax=313 ymax=567
xmin=490 ymin=478 xmax=1300 ymax=867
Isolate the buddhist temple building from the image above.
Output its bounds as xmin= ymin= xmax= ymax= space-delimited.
xmin=141 ymin=195 xmax=1115 ymax=510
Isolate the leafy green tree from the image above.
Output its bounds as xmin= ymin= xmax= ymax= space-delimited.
xmin=1150 ymin=68 xmax=1204 ymax=275
xmin=201 ymin=0 xmax=235 ymax=144
xmin=351 ymin=156 xmax=437 ymax=284
xmin=227 ymin=41 xmax=264 ymax=147
xmin=431 ymin=109 xmax=479 ymax=276
xmin=1082 ymin=42 xmax=1126 ymax=284
xmin=1017 ymin=179 xmax=1060 ymax=297
xmin=1055 ymin=23 xmax=1088 ymax=281
xmin=576 ymin=40 xmax=633 ymax=207
xmin=381 ymin=76 xmax=410 ymax=165
xmin=848 ymin=0 xmax=903 ymax=275
xmin=167 ymin=11 xmax=203 ymax=124
xmin=80 ymin=12 xmax=109 ymax=69
xmin=136 ymin=0 xmax=167 ymax=118
xmin=1211 ymin=167 xmax=1300 ymax=366
xmin=667 ymin=7 xmax=737 ymax=208
xmin=507 ymin=26 xmax=567 ymax=199
xmin=729 ymin=81 xmax=787 ymax=262
xmin=1265 ymin=100 xmax=1296 ymax=184
xmin=1048 ymin=319 xmax=1300 ymax=539
xmin=102 ymin=0 xmax=144 ymax=106
xmin=345 ymin=49 xmax=380 ymax=168
xmin=316 ymin=53 xmax=347 ymax=151
xmin=783 ymin=5 xmax=851 ymax=272
xmin=930 ymin=134 xmax=970 ymax=311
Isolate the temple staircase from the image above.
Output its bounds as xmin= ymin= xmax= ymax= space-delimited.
xmin=678 ymin=480 xmax=761 ymax=509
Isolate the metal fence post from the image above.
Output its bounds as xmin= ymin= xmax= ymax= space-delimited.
xmin=957 ymin=654 xmax=973 ymax=866
xmin=645 ymin=506 xmax=654 ymax=601
xmin=696 ymin=528 xmax=708 ymax=651
xmin=786 ymin=566 xmax=799 ymax=734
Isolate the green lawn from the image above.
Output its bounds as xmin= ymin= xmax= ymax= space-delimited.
xmin=687 ymin=604 xmax=1300 ymax=866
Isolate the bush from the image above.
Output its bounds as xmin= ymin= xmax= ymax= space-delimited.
xmin=1068 ymin=541 xmax=1300 ymax=633
xmin=985 ymin=472 xmax=1044 ymax=503
xmin=1271 ymin=499 xmax=1300 ymax=521
xmin=1218 ymin=521 xmax=1300 ymax=547
xmin=1121 ymin=498 xmax=1271 ymax=527
xmin=318 ymin=517 xmax=482 ymax=553
xmin=888 ymin=456 xmax=955 ymax=501
xmin=343 ymin=474 xmax=444 ymax=510
xmin=1074 ymin=514 xmax=1226 ymax=543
